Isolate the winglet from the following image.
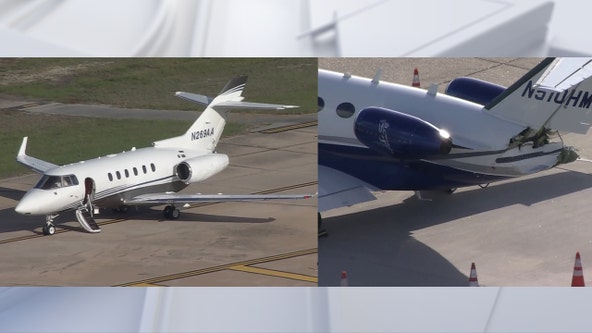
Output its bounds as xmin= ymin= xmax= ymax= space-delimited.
xmin=17 ymin=136 xmax=28 ymax=159
xmin=16 ymin=136 xmax=58 ymax=173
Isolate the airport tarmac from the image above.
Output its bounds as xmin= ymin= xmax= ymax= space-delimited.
xmin=318 ymin=58 xmax=592 ymax=286
xmin=0 ymin=105 xmax=317 ymax=286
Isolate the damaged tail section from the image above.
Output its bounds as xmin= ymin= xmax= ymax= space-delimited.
xmin=485 ymin=58 xmax=592 ymax=135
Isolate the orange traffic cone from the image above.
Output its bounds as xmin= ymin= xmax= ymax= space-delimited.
xmin=468 ymin=262 xmax=479 ymax=287
xmin=340 ymin=271 xmax=348 ymax=286
xmin=412 ymin=68 xmax=420 ymax=88
xmin=571 ymin=252 xmax=585 ymax=287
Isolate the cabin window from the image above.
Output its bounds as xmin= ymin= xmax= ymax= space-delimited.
xmin=108 ymin=173 xmax=113 ymax=181
xmin=116 ymin=171 xmax=121 ymax=180
xmin=142 ymin=165 xmax=147 ymax=174
xmin=336 ymin=102 xmax=355 ymax=118
xmin=318 ymin=97 xmax=325 ymax=112
xmin=150 ymin=163 xmax=156 ymax=172
xmin=124 ymin=169 xmax=129 ymax=178
xmin=133 ymin=167 xmax=138 ymax=176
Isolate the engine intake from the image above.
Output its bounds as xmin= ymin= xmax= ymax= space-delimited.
xmin=354 ymin=107 xmax=452 ymax=159
xmin=445 ymin=77 xmax=506 ymax=106
xmin=175 ymin=154 xmax=229 ymax=184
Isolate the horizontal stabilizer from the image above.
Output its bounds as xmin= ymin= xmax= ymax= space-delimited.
xmin=124 ymin=193 xmax=314 ymax=205
xmin=175 ymin=91 xmax=298 ymax=110
xmin=207 ymin=101 xmax=299 ymax=110
xmin=16 ymin=137 xmax=58 ymax=173
xmin=174 ymin=92 xmax=213 ymax=107
xmin=536 ymin=58 xmax=592 ymax=92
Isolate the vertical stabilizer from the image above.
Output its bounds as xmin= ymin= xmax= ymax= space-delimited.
xmin=153 ymin=76 xmax=250 ymax=152
xmin=485 ymin=57 xmax=592 ymax=134
xmin=153 ymin=75 xmax=298 ymax=151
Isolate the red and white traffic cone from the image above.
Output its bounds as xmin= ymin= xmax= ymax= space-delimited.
xmin=571 ymin=252 xmax=585 ymax=287
xmin=412 ymin=68 xmax=421 ymax=88
xmin=340 ymin=271 xmax=348 ymax=286
xmin=468 ymin=262 xmax=479 ymax=287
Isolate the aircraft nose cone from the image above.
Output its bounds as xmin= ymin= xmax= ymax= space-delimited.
xmin=15 ymin=200 xmax=33 ymax=215
xmin=15 ymin=190 xmax=46 ymax=215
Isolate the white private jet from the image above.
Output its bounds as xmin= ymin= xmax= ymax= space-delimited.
xmin=318 ymin=58 xmax=592 ymax=212
xmin=15 ymin=76 xmax=312 ymax=235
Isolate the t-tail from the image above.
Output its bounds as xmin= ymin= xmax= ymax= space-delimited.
xmin=153 ymin=76 xmax=298 ymax=152
xmin=485 ymin=57 xmax=592 ymax=135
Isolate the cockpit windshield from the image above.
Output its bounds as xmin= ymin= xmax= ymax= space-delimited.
xmin=34 ymin=175 xmax=79 ymax=190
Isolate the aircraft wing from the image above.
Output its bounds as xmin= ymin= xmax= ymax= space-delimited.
xmin=16 ymin=137 xmax=58 ymax=173
xmin=175 ymin=91 xmax=298 ymax=110
xmin=124 ymin=193 xmax=314 ymax=205
xmin=318 ymin=165 xmax=379 ymax=212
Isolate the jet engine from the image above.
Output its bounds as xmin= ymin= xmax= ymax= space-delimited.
xmin=354 ymin=107 xmax=452 ymax=159
xmin=175 ymin=154 xmax=229 ymax=184
xmin=445 ymin=77 xmax=506 ymax=106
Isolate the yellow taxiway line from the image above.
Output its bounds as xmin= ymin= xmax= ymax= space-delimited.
xmin=229 ymin=265 xmax=318 ymax=283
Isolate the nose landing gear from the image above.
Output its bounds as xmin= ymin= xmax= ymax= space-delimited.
xmin=42 ymin=214 xmax=58 ymax=235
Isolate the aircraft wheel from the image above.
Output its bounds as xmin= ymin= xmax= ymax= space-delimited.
xmin=163 ymin=206 xmax=173 ymax=219
xmin=43 ymin=224 xmax=55 ymax=236
xmin=170 ymin=208 xmax=181 ymax=220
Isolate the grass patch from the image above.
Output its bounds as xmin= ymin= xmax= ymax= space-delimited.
xmin=0 ymin=58 xmax=315 ymax=178
xmin=0 ymin=58 xmax=317 ymax=112
xmin=0 ymin=110 xmax=245 ymax=178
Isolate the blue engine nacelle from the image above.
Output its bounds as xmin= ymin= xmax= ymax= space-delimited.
xmin=354 ymin=107 xmax=453 ymax=159
xmin=445 ymin=77 xmax=506 ymax=106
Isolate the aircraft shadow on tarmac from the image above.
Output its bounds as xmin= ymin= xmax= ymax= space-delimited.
xmin=0 ymin=203 xmax=276 ymax=235
xmin=318 ymin=170 xmax=592 ymax=286
xmin=0 ymin=187 xmax=26 ymax=202
xmin=150 ymin=210 xmax=275 ymax=224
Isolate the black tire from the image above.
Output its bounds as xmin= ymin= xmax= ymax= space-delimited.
xmin=163 ymin=206 xmax=173 ymax=219
xmin=170 ymin=208 xmax=180 ymax=220
xmin=43 ymin=224 xmax=55 ymax=236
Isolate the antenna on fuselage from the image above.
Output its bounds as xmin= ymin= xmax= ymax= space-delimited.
xmin=372 ymin=69 xmax=382 ymax=84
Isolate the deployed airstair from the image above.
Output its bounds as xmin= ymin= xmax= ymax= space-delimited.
xmin=75 ymin=196 xmax=101 ymax=233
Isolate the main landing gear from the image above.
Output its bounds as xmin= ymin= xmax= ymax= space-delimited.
xmin=163 ymin=205 xmax=180 ymax=219
xmin=43 ymin=214 xmax=58 ymax=235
